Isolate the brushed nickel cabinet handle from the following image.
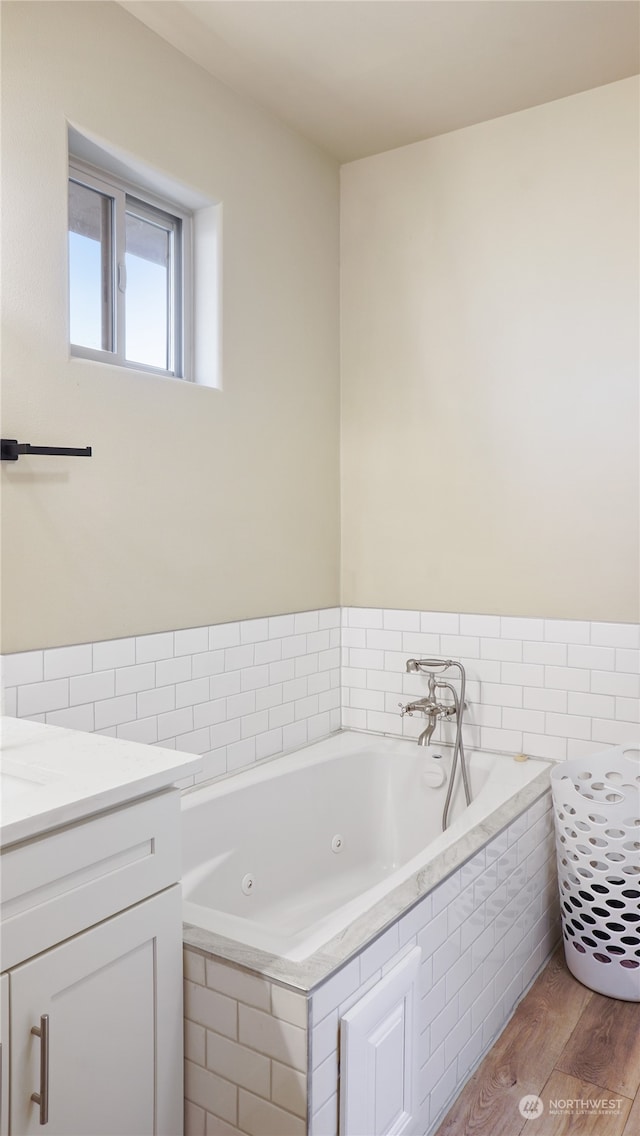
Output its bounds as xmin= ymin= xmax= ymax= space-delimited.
xmin=30 ymin=1015 xmax=49 ymax=1125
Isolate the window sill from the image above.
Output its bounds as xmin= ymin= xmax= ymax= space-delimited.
xmin=68 ymin=352 xmax=220 ymax=391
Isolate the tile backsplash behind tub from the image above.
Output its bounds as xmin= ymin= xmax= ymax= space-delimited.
xmin=1 ymin=610 xmax=341 ymax=785
xmin=341 ymin=608 xmax=639 ymax=762
xmin=2 ymin=606 xmax=638 ymax=782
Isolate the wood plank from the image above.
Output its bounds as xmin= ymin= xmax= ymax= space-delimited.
xmin=531 ymin=1071 xmax=632 ymax=1136
xmin=621 ymin=1088 xmax=640 ymax=1136
xmin=434 ymin=949 xmax=592 ymax=1136
xmin=433 ymin=1061 xmax=528 ymax=1136
xmin=555 ymin=992 xmax=640 ymax=1099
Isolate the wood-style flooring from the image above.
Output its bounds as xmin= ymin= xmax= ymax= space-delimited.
xmin=435 ymin=946 xmax=640 ymax=1136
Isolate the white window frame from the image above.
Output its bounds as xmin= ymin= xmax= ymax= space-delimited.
xmin=68 ymin=158 xmax=193 ymax=381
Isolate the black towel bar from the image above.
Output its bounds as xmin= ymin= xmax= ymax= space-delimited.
xmin=1 ymin=439 xmax=92 ymax=462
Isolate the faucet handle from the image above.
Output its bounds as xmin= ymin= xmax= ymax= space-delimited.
xmin=398 ymin=701 xmax=412 ymax=717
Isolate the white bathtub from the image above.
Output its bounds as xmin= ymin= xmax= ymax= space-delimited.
xmin=181 ymin=730 xmax=550 ymax=963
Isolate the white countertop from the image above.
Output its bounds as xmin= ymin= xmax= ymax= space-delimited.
xmin=0 ymin=716 xmax=202 ymax=846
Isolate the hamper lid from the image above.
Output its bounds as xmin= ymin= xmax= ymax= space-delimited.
xmin=551 ymin=744 xmax=639 ymax=812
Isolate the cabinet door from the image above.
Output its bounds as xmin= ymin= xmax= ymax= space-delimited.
xmin=340 ymin=947 xmax=421 ymax=1136
xmin=1 ymin=974 xmax=8 ymax=1136
xmin=10 ymin=886 xmax=183 ymax=1136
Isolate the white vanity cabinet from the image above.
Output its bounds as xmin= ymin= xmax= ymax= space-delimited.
xmin=1 ymin=792 xmax=184 ymax=1135
xmin=0 ymin=717 xmax=201 ymax=1136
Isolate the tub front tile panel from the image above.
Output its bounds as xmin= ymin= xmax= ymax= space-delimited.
xmin=1 ymin=608 xmax=341 ymax=783
xmin=308 ymin=791 xmax=560 ymax=1136
xmin=183 ymin=950 xmax=308 ymax=1136
xmin=341 ymin=608 xmax=639 ymax=758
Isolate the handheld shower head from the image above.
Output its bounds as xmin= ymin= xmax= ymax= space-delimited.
xmin=405 ymin=658 xmax=454 ymax=673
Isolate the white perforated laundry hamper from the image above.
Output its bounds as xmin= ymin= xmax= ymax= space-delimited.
xmin=551 ymin=744 xmax=640 ymax=1001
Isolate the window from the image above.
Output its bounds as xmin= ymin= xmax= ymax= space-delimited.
xmin=68 ymin=160 xmax=191 ymax=379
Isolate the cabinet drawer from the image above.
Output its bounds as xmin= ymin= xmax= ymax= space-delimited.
xmin=0 ymin=790 xmax=181 ymax=970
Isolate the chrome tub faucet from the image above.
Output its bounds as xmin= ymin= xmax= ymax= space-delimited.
xmin=399 ymin=658 xmax=472 ymax=830
xmin=399 ymin=672 xmax=456 ymax=746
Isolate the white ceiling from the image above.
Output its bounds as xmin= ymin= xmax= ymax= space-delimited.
xmin=121 ymin=0 xmax=640 ymax=162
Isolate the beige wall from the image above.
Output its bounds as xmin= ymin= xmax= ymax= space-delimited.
xmin=341 ymin=78 xmax=639 ymax=622
xmin=0 ymin=1 xmax=340 ymax=652
xmin=2 ymin=5 xmax=637 ymax=655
